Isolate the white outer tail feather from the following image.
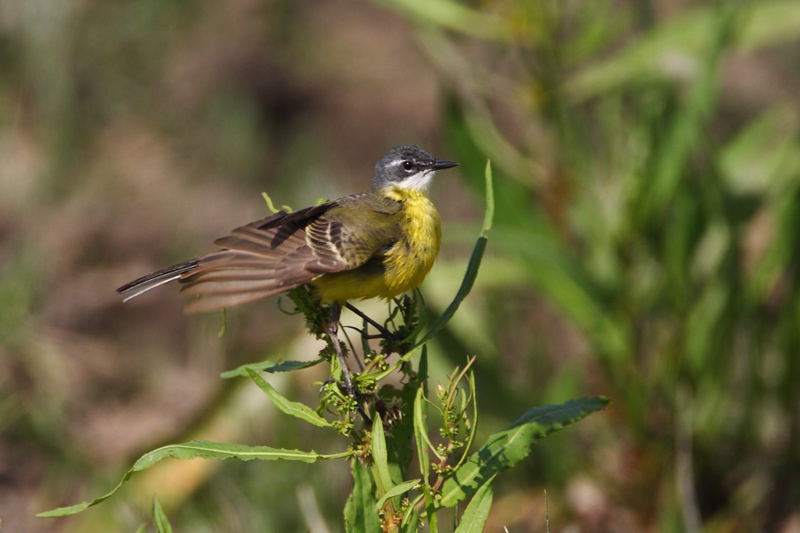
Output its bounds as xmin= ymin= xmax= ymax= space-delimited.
xmin=121 ymin=274 xmax=183 ymax=302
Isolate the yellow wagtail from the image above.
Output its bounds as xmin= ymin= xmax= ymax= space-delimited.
xmin=117 ymin=145 xmax=458 ymax=393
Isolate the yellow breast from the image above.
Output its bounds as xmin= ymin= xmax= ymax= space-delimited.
xmin=311 ymin=187 xmax=441 ymax=303
xmin=380 ymin=188 xmax=441 ymax=298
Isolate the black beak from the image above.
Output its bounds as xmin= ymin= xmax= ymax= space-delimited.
xmin=432 ymin=160 xmax=459 ymax=171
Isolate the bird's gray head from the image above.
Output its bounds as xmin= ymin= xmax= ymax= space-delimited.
xmin=372 ymin=145 xmax=458 ymax=192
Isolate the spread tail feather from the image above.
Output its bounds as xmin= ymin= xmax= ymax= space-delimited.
xmin=116 ymin=260 xmax=199 ymax=301
xmin=115 ymin=200 xmax=351 ymax=312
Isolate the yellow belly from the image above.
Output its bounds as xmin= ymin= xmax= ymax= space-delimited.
xmin=311 ymin=190 xmax=441 ymax=303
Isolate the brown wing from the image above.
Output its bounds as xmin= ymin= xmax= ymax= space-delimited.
xmin=177 ymin=203 xmax=351 ymax=313
xmin=117 ymin=194 xmax=401 ymax=313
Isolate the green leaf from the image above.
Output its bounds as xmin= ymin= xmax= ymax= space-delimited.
xmin=718 ymin=104 xmax=800 ymax=197
xmin=345 ymin=459 xmax=381 ymax=533
xmin=370 ymin=414 xmax=393 ymax=497
xmin=567 ymin=3 xmax=743 ymax=101
xmin=734 ymin=1 xmax=800 ymax=51
xmin=439 ymin=397 xmax=609 ymax=507
xmin=39 ymin=441 xmax=351 ymax=517
xmin=385 ymin=377 xmax=422 ymax=481
xmin=642 ymin=3 xmax=736 ymax=219
xmin=481 ymin=160 xmax=494 ymax=236
xmin=221 ymin=358 xmax=323 ymax=379
xmin=415 ymin=236 xmax=486 ymax=349
xmin=372 ymin=0 xmax=503 ymax=40
xmin=152 ymin=496 xmax=173 ymax=533
xmin=493 ymin=226 xmax=630 ymax=366
xmin=423 ymin=485 xmax=438 ymax=533
xmin=147 ymin=441 xmax=343 ymax=464
xmin=454 ymin=477 xmax=495 ymax=533
xmin=376 ymin=479 xmax=421 ymax=511
xmin=414 ymin=387 xmax=433 ymax=477
xmin=454 ymin=369 xmax=479 ymax=471
xmin=415 ymin=160 xmax=493 ymax=348
xmin=368 ymin=344 xmax=425 ymax=383
xmin=245 ymin=368 xmax=331 ymax=427
xmin=401 ymin=506 xmax=420 ymax=532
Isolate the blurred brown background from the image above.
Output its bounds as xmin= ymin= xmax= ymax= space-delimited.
xmin=2 ymin=1 xmax=473 ymax=531
xmin=3 ymin=0 xmax=800 ymax=531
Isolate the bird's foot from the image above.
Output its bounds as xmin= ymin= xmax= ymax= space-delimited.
xmin=344 ymin=302 xmax=408 ymax=354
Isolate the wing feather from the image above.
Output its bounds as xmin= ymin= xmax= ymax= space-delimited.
xmin=117 ymin=194 xmax=403 ymax=312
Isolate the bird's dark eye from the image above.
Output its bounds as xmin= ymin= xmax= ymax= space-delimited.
xmin=402 ymin=160 xmax=414 ymax=171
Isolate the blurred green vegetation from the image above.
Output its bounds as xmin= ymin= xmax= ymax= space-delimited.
xmin=2 ymin=0 xmax=800 ymax=531
xmin=424 ymin=0 xmax=800 ymax=530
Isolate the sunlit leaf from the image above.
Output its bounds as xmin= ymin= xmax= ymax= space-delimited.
xmin=245 ymin=368 xmax=331 ymax=427
xmin=376 ymin=479 xmax=420 ymax=511
xmin=718 ymin=104 xmax=800 ymax=196
xmin=439 ymin=397 xmax=609 ymax=507
xmin=414 ymin=386 xmax=434 ymax=477
xmin=345 ymin=460 xmax=381 ymax=533
xmin=152 ymin=496 xmax=173 ymax=533
xmin=415 ymin=160 xmax=494 ymax=348
xmin=371 ymin=0 xmax=504 ymax=40
xmin=39 ymin=441 xmax=351 ymax=517
xmin=221 ymin=358 xmax=323 ymax=379
xmin=453 ymin=477 xmax=495 ymax=533
xmin=370 ymin=413 xmax=393 ymax=497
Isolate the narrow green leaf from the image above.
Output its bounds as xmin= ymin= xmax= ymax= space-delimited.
xmin=401 ymin=494 xmax=424 ymax=529
xmin=376 ymin=479 xmax=421 ymax=511
xmin=221 ymin=358 xmax=323 ymax=379
xmin=728 ymin=0 xmax=800 ymax=51
xmin=642 ymin=3 xmax=736 ymax=218
xmin=454 ymin=369 xmax=479 ymax=471
xmin=425 ymin=484 xmax=438 ymax=533
xmin=414 ymin=236 xmax=486 ymax=349
xmin=369 ymin=344 xmax=425 ymax=383
xmin=454 ymin=477 xmax=495 ymax=533
xmin=245 ymin=368 xmax=330 ymax=427
xmin=345 ymin=459 xmax=381 ymax=533
xmin=413 ymin=387 xmax=433 ymax=477
xmin=415 ymin=159 xmax=493 ymax=348
xmin=481 ymin=160 xmax=494 ymax=235
xmin=39 ymin=441 xmax=351 ymax=517
xmin=401 ymin=505 xmax=420 ymax=532
xmin=372 ymin=0 xmax=503 ymax=40
xmin=439 ymin=397 xmax=609 ymax=507
xmin=152 ymin=496 xmax=173 ymax=533
xmin=38 ymin=473 xmax=135 ymax=517
xmin=417 ymin=349 xmax=428 ymax=391
xmin=385 ymin=361 xmax=424 ymax=480
xmin=493 ymin=227 xmax=630 ymax=366
xmin=137 ymin=440 xmax=344 ymax=466
xmin=370 ymin=414 xmax=393 ymax=497
xmin=566 ymin=3 xmax=747 ymax=101
xmin=718 ymin=104 xmax=800 ymax=196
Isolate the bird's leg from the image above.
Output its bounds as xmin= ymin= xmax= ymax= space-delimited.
xmin=345 ymin=302 xmax=395 ymax=340
xmin=328 ymin=303 xmax=371 ymax=422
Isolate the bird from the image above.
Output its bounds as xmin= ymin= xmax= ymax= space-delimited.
xmin=117 ymin=145 xmax=458 ymax=314
xmin=117 ymin=145 xmax=457 ymax=400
